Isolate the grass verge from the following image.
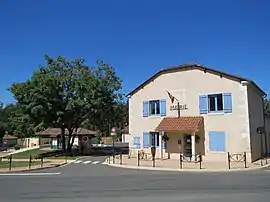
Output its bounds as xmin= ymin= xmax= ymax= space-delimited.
xmin=0 ymin=161 xmax=49 ymax=168
xmin=11 ymin=148 xmax=46 ymax=159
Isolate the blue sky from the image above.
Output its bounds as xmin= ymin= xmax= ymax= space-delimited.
xmin=0 ymin=0 xmax=269 ymax=104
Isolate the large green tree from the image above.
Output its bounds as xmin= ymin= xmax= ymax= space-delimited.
xmin=9 ymin=56 xmax=122 ymax=151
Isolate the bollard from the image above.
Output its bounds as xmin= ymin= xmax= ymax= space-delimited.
xmin=152 ymin=156 xmax=155 ymax=167
xmin=179 ymin=153 xmax=182 ymax=169
xmin=9 ymin=155 xmax=12 ymax=171
xmin=137 ymin=151 xmax=140 ymax=166
xmin=41 ymin=156 xmax=44 ymax=168
xmin=244 ymin=152 xmax=247 ymax=168
xmin=73 ymin=150 xmax=75 ymax=160
xmin=65 ymin=152 xmax=68 ymax=163
xmin=29 ymin=155 xmax=32 ymax=169
xmin=227 ymin=152 xmax=231 ymax=169
xmin=120 ymin=153 xmax=123 ymax=165
xmin=199 ymin=154 xmax=202 ymax=169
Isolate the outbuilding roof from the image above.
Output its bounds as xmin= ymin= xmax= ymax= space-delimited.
xmin=37 ymin=128 xmax=97 ymax=137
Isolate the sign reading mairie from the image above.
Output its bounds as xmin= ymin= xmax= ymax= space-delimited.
xmin=170 ymin=104 xmax=188 ymax=111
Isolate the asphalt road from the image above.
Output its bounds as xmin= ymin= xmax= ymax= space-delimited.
xmin=0 ymin=156 xmax=270 ymax=202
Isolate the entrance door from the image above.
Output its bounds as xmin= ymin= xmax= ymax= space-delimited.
xmin=183 ymin=134 xmax=192 ymax=157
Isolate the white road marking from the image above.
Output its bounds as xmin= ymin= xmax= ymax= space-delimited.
xmin=0 ymin=172 xmax=61 ymax=176
xmin=92 ymin=161 xmax=100 ymax=164
xmin=74 ymin=160 xmax=82 ymax=164
xmin=83 ymin=160 xmax=91 ymax=164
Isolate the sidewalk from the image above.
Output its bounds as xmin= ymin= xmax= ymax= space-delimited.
xmin=106 ymin=155 xmax=270 ymax=172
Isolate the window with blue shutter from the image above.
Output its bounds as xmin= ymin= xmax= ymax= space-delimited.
xmin=209 ymin=131 xmax=226 ymax=152
xmin=143 ymin=132 xmax=149 ymax=148
xmin=199 ymin=93 xmax=232 ymax=114
xmin=223 ymin=93 xmax=232 ymax=113
xmin=199 ymin=95 xmax=208 ymax=114
xmin=133 ymin=137 xmax=141 ymax=149
xmin=143 ymin=101 xmax=149 ymax=117
xmin=160 ymin=99 xmax=166 ymax=116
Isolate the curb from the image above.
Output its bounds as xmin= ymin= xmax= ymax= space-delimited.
xmin=104 ymin=159 xmax=270 ymax=173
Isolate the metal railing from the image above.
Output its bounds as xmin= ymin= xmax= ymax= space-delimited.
xmin=179 ymin=153 xmax=202 ymax=169
xmin=227 ymin=152 xmax=247 ymax=169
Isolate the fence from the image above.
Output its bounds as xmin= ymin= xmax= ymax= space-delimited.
xmin=0 ymin=154 xmax=45 ymax=171
xmin=179 ymin=153 xmax=202 ymax=169
xmin=227 ymin=152 xmax=247 ymax=169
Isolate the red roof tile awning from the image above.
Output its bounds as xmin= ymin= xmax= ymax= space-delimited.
xmin=156 ymin=116 xmax=204 ymax=132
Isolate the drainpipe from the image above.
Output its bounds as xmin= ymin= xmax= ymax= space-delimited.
xmin=262 ymin=95 xmax=268 ymax=163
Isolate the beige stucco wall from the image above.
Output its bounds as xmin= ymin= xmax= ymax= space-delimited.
xmin=246 ymin=85 xmax=265 ymax=162
xmin=129 ymin=68 xmax=262 ymax=162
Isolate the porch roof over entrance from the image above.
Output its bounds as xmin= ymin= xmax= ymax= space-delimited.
xmin=156 ymin=116 xmax=203 ymax=132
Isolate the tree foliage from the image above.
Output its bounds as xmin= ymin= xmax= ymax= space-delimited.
xmin=9 ymin=55 xmax=123 ymax=151
xmin=264 ymin=98 xmax=270 ymax=118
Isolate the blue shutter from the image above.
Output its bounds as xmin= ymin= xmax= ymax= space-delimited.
xmin=199 ymin=95 xmax=208 ymax=114
xmin=133 ymin=137 xmax=141 ymax=149
xmin=223 ymin=93 xmax=232 ymax=113
xmin=209 ymin=132 xmax=226 ymax=152
xmin=143 ymin=132 xmax=149 ymax=148
xmin=143 ymin=101 xmax=149 ymax=117
xmin=160 ymin=99 xmax=166 ymax=116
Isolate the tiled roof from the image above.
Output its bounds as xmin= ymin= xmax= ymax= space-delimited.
xmin=3 ymin=134 xmax=18 ymax=140
xmin=127 ymin=64 xmax=266 ymax=97
xmin=156 ymin=116 xmax=204 ymax=132
xmin=37 ymin=128 xmax=97 ymax=137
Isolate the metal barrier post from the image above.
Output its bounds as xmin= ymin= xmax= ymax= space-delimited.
xmin=29 ymin=155 xmax=32 ymax=169
xmin=41 ymin=156 xmax=44 ymax=168
xmin=199 ymin=153 xmax=202 ymax=169
xmin=179 ymin=153 xmax=182 ymax=169
xmin=244 ymin=152 xmax=247 ymax=168
xmin=9 ymin=155 xmax=12 ymax=171
xmin=137 ymin=151 xmax=140 ymax=166
xmin=65 ymin=152 xmax=67 ymax=163
xmin=152 ymin=156 xmax=155 ymax=167
xmin=120 ymin=153 xmax=123 ymax=165
xmin=227 ymin=152 xmax=231 ymax=169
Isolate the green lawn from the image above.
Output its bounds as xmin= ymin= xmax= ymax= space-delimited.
xmin=11 ymin=148 xmax=83 ymax=160
xmin=11 ymin=148 xmax=46 ymax=159
xmin=0 ymin=161 xmax=47 ymax=168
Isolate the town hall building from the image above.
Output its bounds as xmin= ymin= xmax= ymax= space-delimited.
xmin=127 ymin=64 xmax=269 ymax=163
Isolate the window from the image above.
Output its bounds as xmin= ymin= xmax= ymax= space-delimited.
xmin=208 ymin=94 xmax=223 ymax=112
xmin=149 ymin=100 xmax=160 ymax=115
xmin=199 ymin=93 xmax=232 ymax=114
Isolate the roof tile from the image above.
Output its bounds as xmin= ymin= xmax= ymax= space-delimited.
xmin=156 ymin=116 xmax=203 ymax=132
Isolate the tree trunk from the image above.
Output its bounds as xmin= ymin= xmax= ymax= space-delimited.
xmin=61 ymin=126 xmax=66 ymax=152
xmin=67 ymin=128 xmax=78 ymax=152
